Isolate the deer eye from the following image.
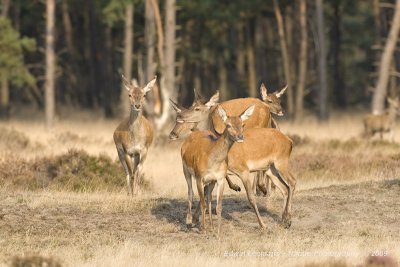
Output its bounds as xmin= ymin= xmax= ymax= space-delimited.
xmin=194 ymin=107 xmax=200 ymax=111
xmin=129 ymin=94 xmax=132 ymax=97
xmin=268 ymin=99 xmax=273 ymax=103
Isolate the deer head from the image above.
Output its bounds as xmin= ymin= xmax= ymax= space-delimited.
xmin=217 ymin=104 xmax=255 ymax=143
xmin=122 ymin=75 xmax=157 ymax=111
xmin=260 ymin=83 xmax=287 ymax=116
xmin=169 ymin=91 xmax=219 ymax=140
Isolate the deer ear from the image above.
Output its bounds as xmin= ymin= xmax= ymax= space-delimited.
xmin=193 ymin=88 xmax=204 ymax=103
xmin=275 ymin=85 xmax=288 ymax=98
xmin=205 ymin=91 xmax=220 ymax=108
xmin=169 ymin=99 xmax=184 ymax=113
xmin=217 ymin=105 xmax=228 ymax=123
xmin=240 ymin=105 xmax=255 ymax=121
xmin=122 ymin=75 xmax=131 ymax=91
xmin=260 ymin=83 xmax=268 ymax=101
xmin=144 ymin=76 xmax=157 ymax=94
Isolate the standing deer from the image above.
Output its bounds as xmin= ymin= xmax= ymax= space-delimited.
xmin=170 ymin=83 xmax=287 ymax=196
xmin=113 ymin=76 xmax=156 ymax=195
xmin=364 ymin=97 xmax=400 ymax=141
xmin=181 ymin=104 xmax=255 ymax=236
xmin=170 ymin=92 xmax=296 ymax=229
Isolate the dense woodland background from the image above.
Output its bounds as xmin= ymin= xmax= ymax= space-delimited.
xmin=0 ymin=0 xmax=399 ymax=130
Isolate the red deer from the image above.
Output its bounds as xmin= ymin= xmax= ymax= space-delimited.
xmin=113 ymin=76 xmax=156 ymax=195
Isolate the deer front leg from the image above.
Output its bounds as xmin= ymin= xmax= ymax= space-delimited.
xmin=196 ymin=179 xmax=206 ymax=233
xmin=183 ymin=165 xmax=194 ymax=229
xmin=124 ymin=154 xmax=135 ymax=196
xmin=132 ymin=150 xmax=147 ymax=195
xmin=116 ymin=147 xmax=132 ymax=196
xmin=205 ymin=182 xmax=216 ymax=230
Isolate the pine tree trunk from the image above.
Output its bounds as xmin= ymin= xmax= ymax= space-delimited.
xmin=218 ymin=55 xmax=228 ymax=101
xmin=121 ymin=3 xmax=134 ymax=117
xmin=144 ymin=0 xmax=159 ymax=117
xmin=61 ymin=0 xmax=78 ymax=105
xmin=1 ymin=0 xmax=9 ymax=17
xmin=273 ymin=0 xmax=294 ymax=117
xmin=331 ymin=0 xmax=345 ymax=108
xmin=372 ymin=0 xmax=400 ymax=114
xmin=103 ymin=25 xmax=113 ymax=118
xmin=0 ymin=77 xmax=9 ymax=118
xmin=295 ymin=0 xmax=308 ymax=121
xmin=45 ymin=0 xmax=56 ymax=128
xmin=245 ymin=22 xmax=257 ymax=98
xmin=236 ymin=22 xmax=245 ymax=97
xmin=0 ymin=0 xmax=10 ymax=118
xmin=164 ymin=0 xmax=176 ymax=100
xmin=316 ymin=0 xmax=328 ymax=121
xmin=61 ymin=0 xmax=74 ymax=54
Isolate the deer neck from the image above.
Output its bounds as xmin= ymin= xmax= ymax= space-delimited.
xmin=388 ymin=106 xmax=398 ymax=121
xmin=129 ymin=107 xmax=143 ymax=131
xmin=194 ymin=108 xmax=219 ymax=136
xmin=208 ymin=130 xmax=234 ymax=164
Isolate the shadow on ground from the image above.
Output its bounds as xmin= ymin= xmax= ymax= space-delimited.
xmin=150 ymin=195 xmax=282 ymax=231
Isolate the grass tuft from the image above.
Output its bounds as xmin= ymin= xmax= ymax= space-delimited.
xmin=0 ymin=149 xmax=151 ymax=192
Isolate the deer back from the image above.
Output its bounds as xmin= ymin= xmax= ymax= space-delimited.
xmin=211 ymin=98 xmax=270 ymax=135
xmin=227 ymin=128 xmax=292 ymax=172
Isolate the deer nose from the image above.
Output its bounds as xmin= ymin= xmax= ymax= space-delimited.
xmin=237 ymin=134 xmax=244 ymax=142
xmin=134 ymin=104 xmax=141 ymax=109
xmin=169 ymin=132 xmax=178 ymax=140
xmin=278 ymin=108 xmax=285 ymax=116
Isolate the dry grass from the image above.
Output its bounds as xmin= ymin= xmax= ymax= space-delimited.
xmin=0 ymin=112 xmax=399 ymax=267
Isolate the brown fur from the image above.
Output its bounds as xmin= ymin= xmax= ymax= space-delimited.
xmin=181 ymin=106 xmax=254 ymax=236
xmin=364 ymin=98 xmax=399 ymax=141
xmin=202 ymin=128 xmax=295 ymax=229
xmin=212 ymin=98 xmax=270 ymax=134
xmin=113 ymin=76 xmax=156 ymax=195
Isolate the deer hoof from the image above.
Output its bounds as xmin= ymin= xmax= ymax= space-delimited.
xmin=282 ymin=217 xmax=292 ymax=229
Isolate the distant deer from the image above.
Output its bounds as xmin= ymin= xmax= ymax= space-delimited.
xmin=170 ymin=83 xmax=287 ymax=195
xmin=171 ymin=92 xmax=296 ymax=229
xmin=113 ymin=76 xmax=156 ymax=195
xmin=364 ymin=97 xmax=400 ymax=141
xmin=181 ymin=104 xmax=255 ymax=236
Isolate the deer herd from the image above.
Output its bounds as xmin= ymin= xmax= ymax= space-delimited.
xmin=113 ymin=76 xmax=399 ymax=238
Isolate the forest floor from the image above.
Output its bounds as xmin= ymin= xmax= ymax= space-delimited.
xmin=0 ymin=111 xmax=399 ymax=267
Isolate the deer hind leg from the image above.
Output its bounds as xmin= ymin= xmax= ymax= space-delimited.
xmin=183 ymin=164 xmax=194 ymax=229
xmin=240 ymin=170 xmax=266 ymax=229
xmin=193 ymin=183 xmax=214 ymax=227
xmin=270 ymin=162 xmax=296 ymax=228
xmin=266 ymin=168 xmax=289 ymax=216
xmin=255 ymin=171 xmax=269 ymax=196
xmin=265 ymin=174 xmax=275 ymax=197
xmin=195 ymin=178 xmax=206 ymax=233
xmin=225 ymin=175 xmax=241 ymax=192
xmin=216 ymin=178 xmax=225 ymax=238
